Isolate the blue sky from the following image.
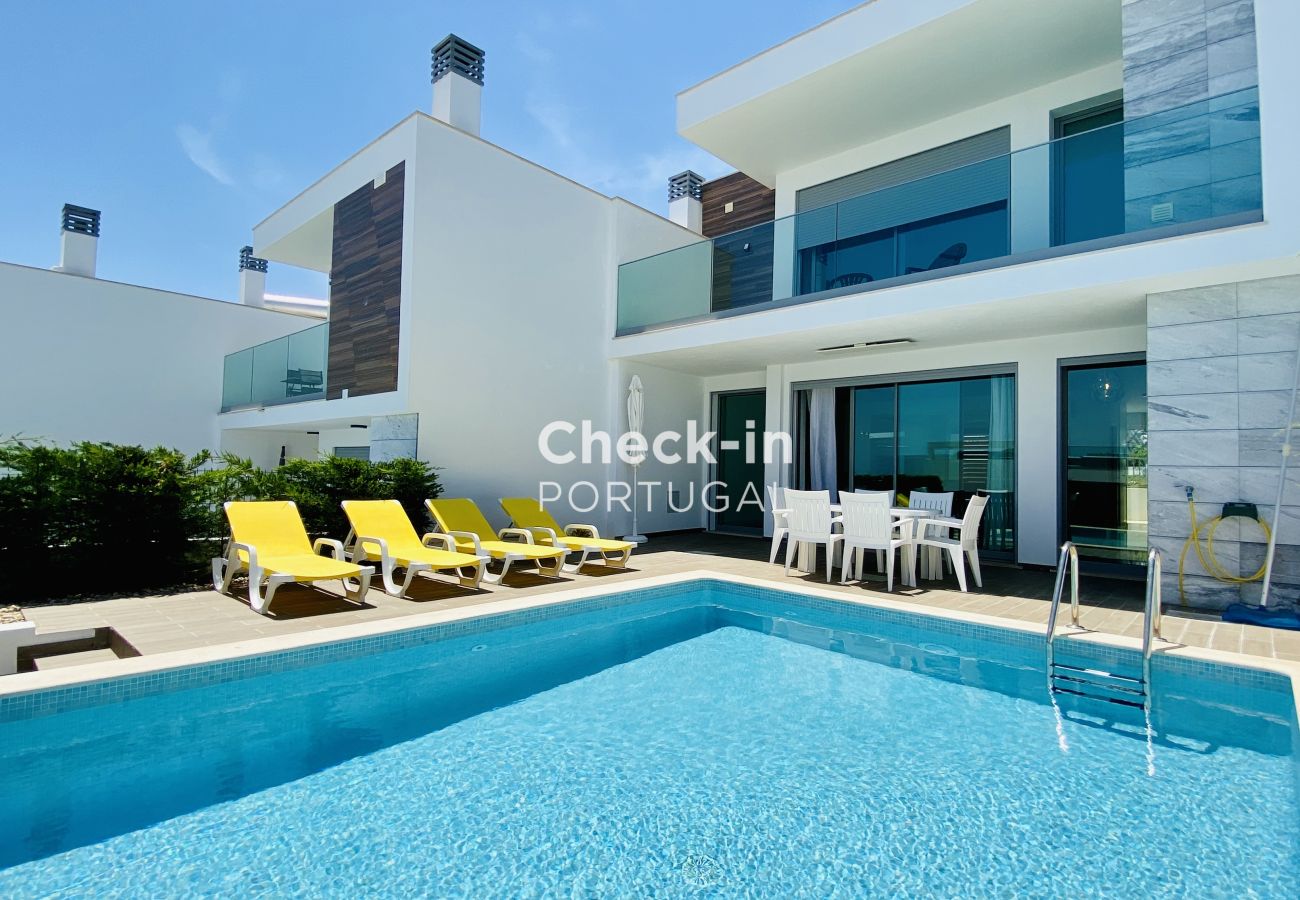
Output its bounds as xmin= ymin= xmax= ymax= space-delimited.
xmin=0 ymin=1 xmax=852 ymax=300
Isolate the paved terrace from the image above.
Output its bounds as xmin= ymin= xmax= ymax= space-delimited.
xmin=18 ymin=533 xmax=1300 ymax=669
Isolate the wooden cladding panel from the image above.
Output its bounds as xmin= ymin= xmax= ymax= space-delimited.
xmin=701 ymin=172 xmax=775 ymax=238
xmin=327 ymin=162 xmax=404 ymax=400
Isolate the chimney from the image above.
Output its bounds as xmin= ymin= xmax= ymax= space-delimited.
xmin=431 ymin=34 xmax=485 ymax=136
xmin=55 ymin=204 xmax=100 ymax=277
xmin=668 ymin=171 xmax=704 ymax=233
xmin=239 ymin=245 xmax=268 ymax=308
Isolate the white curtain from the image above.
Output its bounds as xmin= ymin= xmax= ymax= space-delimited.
xmin=809 ymin=387 xmax=838 ymax=494
xmin=985 ymin=376 xmax=1015 ymax=551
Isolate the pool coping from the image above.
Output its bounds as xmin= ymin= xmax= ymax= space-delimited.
xmin=3 ymin=570 xmax=1299 ymax=709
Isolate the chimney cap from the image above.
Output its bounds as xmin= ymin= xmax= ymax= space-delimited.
xmin=432 ymin=34 xmax=485 ymax=86
xmin=62 ymin=204 xmax=101 ymax=237
xmin=668 ymin=171 xmax=704 ymax=203
xmin=239 ymin=245 xmax=268 ymax=273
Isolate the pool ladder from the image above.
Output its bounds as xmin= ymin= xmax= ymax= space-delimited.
xmin=1045 ymin=543 xmax=1165 ymax=710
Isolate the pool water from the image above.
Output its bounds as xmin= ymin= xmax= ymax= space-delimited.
xmin=2 ymin=583 xmax=1298 ymax=897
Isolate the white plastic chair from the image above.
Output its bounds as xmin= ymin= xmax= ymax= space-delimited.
xmin=907 ymin=490 xmax=953 ymax=516
xmin=914 ymin=494 xmax=990 ymax=592
xmin=782 ymin=489 xmax=842 ymax=582
xmin=854 ymin=489 xmax=896 ymax=571
xmin=838 ymin=492 xmax=909 ymax=591
xmin=768 ymin=484 xmax=790 ymax=565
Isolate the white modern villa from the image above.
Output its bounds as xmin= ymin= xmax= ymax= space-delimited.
xmin=3 ymin=0 xmax=1298 ymax=611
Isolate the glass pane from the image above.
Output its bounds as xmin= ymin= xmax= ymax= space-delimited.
xmin=616 ymin=241 xmax=712 ymax=332
xmin=250 ymin=338 xmax=290 ymax=404
xmin=1054 ymin=106 xmax=1125 ymax=245
xmin=285 ymin=324 xmax=327 ymax=398
xmin=798 ymin=229 xmax=894 ymax=294
xmin=711 ymin=221 xmax=774 ymax=311
xmin=850 ymin=386 xmax=895 ymax=491
xmin=897 ymin=202 xmax=1008 ymax=275
xmin=1064 ymin=363 xmax=1148 ymax=564
xmin=221 ymin=348 xmax=253 ymax=410
xmin=714 ymin=391 xmax=766 ymax=532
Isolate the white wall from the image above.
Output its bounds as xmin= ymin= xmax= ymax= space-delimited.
xmin=758 ymin=324 xmax=1144 ymax=566
xmin=0 ymin=262 xmax=306 ymax=454
xmin=403 ymin=116 xmax=692 ymax=534
xmin=220 ymin=429 xmax=320 ymax=468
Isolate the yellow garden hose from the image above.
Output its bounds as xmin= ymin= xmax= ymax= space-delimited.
xmin=1178 ymin=497 xmax=1271 ymax=604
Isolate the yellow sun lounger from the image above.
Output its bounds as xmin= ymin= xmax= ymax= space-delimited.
xmin=500 ymin=497 xmax=635 ymax=572
xmin=342 ymin=499 xmax=485 ymax=596
xmin=425 ymin=498 xmax=566 ymax=584
xmin=212 ymin=501 xmax=372 ymax=616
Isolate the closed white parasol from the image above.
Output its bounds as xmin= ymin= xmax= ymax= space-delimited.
xmin=625 ymin=375 xmax=648 ymax=543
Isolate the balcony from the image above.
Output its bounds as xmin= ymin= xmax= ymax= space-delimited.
xmin=221 ymin=323 xmax=328 ymax=412
xmin=617 ymin=90 xmax=1261 ymax=335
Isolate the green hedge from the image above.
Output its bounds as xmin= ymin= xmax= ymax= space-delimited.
xmin=0 ymin=441 xmax=442 ymax=601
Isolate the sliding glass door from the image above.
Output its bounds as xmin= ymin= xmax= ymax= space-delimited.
xmin=799 ymin=372 xmax=1015 ymax=556
xmin=1061 ymin=360 xmax=1148 ymax=565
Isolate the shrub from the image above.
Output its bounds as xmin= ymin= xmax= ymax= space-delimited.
xmin=0 ymin=441 xmax=443 ymax=601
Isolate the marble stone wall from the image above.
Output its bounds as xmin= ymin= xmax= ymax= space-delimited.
xmin=1121 ymin=0 xmax=1260 ymax=232
xmin=368 ymin=413 xmax=418 ymax=462
xmin=1147 ymin=275 xmax=1300 ymax=609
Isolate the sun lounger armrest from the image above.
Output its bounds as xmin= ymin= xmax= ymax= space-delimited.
xmin=354 ymin=535 xmax=389 ymax=562
xmin=498 ymin=527 xmax=535 ymax=544
xmin=524 ymin=526 xmax=562 ymax=545
xmin=313 ymin=538 xmax=347 ymax=560
xmin=565 ymin=524 xmax=600 ymax=539
xmin=421 ymin=532 xmax=455 ymax=552
xmin=228 ymin=541 xmax=257 ymax=568
xmin=446 ymin=530 xmax=484 ymax=556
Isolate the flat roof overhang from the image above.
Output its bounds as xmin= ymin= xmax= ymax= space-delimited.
xmin=677 ymin=0 xmax=1120 ymax=185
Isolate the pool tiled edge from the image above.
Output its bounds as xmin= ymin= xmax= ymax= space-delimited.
xmin=3 ymin=570 xmax=1298 ymax=722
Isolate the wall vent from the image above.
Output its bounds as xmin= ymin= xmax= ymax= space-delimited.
xmin=1150 ymin=202 xmax=1175 ymax=224
xmin=668 ymin=170 xmax=704 ymax=203
xmin=238 ymin=245 xmax=268 ymax=273
xmin=432 ymin=34 xmax=485 ymax=86
xmin=61 ymin=204 xmax=101 ymax=237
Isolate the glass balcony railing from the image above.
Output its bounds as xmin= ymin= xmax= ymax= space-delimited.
xmin=616 ymin=88 xmax=1262 ymax=335
xmin=221 ymin=322 xmax=328 ymax=411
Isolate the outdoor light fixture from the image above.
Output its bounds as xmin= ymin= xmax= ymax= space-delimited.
xmin=816 ymin=338 xmax=915 ymax=353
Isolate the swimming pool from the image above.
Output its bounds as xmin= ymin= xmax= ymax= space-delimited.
xmin=2 ymin=577 xmax=1298 ymax=896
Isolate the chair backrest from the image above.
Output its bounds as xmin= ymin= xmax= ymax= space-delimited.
xmin=854 ymin=488 xmax=896 ymax=507
xmin=426 ymin=498 xmax=496 ymax=540
xmin=342 ymin=500 xmax=422 ymax=556
xmin=783 ymin=488 xmax=833 ymax=536
xmin=500 ymin=497 xmax=563 ymax=532
xmin=838 ymin=491 xmax=892 ymax=542
xmin=960 ymin=495 xmax=990 ymax=546
xmin=225 ymin=501 xmax=314 ymax=557
xmin=909 ymin=491 xmax=954 ymax=516
xmin=933 ymin=242 xmax=967 ymax=268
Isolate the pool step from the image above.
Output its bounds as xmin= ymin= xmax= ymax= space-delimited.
xmin=1049 ymin=662 xmax=1147 ymax=709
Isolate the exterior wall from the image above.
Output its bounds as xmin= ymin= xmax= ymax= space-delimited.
xmin=327 ymin=161 xmax=405 ymax=399
xmin=368 ymin=413 xmax=417 ymax=461
xmin=0 ymin=262 xmax=305 ymax=454
xmin=1147 ymin=273 xmax=1300 ymax=608
xmin=700 ymin=173 xmax=775 ymax=238
xmin=756 ymin=324 xmax=1146 ymax=568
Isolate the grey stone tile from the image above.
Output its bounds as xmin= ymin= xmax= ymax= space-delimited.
xmin=1240 ymin=467 xmax=1300 ymax=506
xmin=1123 ymin=0 xmax=1208 ymax=40
xmin=1211 ymin=173 xmax=1262 ymax=217
xmin=1126 ymin=46 xmax=1209 ymax=99
xmin=1207 ymin=31 xmax=1257 ymax=78
xmin=1148 ymin=355 xmax=1237 ymax=394
xmin=1238 ymin=390 xmax=1293 ymax=430
xmin=1238 ymin=352 xmax=1297 ymax=392
xmin=369 ymin=438 xmax=417 ymax=462
xmin=1123 ymin=11 xmax=1208 ymax=69
xmin=1237 ymin=275 xmax=1300 ymax=317
xmin=1153 ymin=532 xmax=1240 ymax=575
xmin=1125 ymin=79 xmax=1210 ymax=118
xmin=1147 ymin=318 xmax=1237 ymax=360
xmin=1149 ymin=464 xmax=1240 ymax=502
xmin=1240 ymin=428 xmax=1289 ymax=466
xmin=1146 ymin=283 xmax=1235 ymax=326
xmin=1239 ymin=313 xmax=1300 ymax=354
xmin=1148 ymin=428 xmax=1239 ymax=467
xmin=369 ymin=413 xmax=418 ymax=442
xmin=1208 ymin=67 xmax=1258 ymax=96
xmin=1126 ymin=150 xmax=1213 ymax=200
xmin=1149 ymin=393 xmax=1239 ymax=430
xmin=1125 ymin=183 xmax=1214 ymax=230
xmin=1206 ymin=0 xmax=1254 ymax=42
xmin=1164 ymin=571 xmax=1239 ymax=609
xmin=1123 ymin=115 xmax=1210 ymax=167
xmin=1210 ymin=137 xmax=1260 ymax=183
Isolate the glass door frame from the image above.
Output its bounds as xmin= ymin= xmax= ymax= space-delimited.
xmin=709 ymin=388 xmax=767 ymax=535
xmin=1057 ymin=352 xmax=1147 ymax=575
xmin=789 ymin=363 xmax=1019 ymax=560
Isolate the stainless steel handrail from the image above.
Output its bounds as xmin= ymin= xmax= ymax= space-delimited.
xmin=1141 ymin=547 xmax=1164 ymax=693
xmin=1045 ymin=542 xmax=1080 ymax=675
